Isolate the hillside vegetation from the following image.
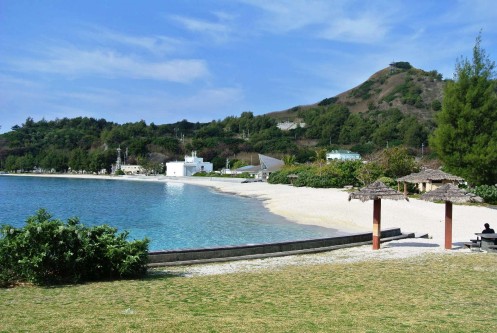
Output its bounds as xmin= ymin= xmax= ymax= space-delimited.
xmin=269 ymin=62 xmax=444 ymax=122
xmin=0 ymin=62 xmax=442 ymax=173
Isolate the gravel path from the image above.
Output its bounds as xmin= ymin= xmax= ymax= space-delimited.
xmin=155 ymin=238 xmax=472 ymax=277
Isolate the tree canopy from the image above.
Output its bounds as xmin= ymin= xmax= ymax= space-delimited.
xmin=430 ymin=33 xmax=497 ymax=185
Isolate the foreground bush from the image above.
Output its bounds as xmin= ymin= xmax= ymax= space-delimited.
xmin=0 ymin=209 xmax=149 ymax=287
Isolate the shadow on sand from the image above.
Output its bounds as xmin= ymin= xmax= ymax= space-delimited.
xmin=386 ymin=242 xmax=440 ymax=248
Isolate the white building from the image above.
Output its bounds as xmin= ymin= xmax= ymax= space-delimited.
xmin=166 ymin=151 xmax=213 ymax=177
xmin=121 ymin=165 xmax=145 ymax=175
xmin=276 ymin=121 xmax=306 ymax=131
xmin=326 ymin=150 xmax=361 ymax=162
xmin=258 ymin=154 xmax=284 ymax=180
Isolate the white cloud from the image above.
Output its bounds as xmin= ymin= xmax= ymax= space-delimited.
xmin=239 ymin=0 xmax=332 ymax=33
xmin=318 ymin=15 xmax=390 ymax=43
xmin=82 ymin=26 xmax=187 ymax=55
xmin=86 ymin=86 xmax=245 ymax=124
xmin=169 ymin=15 xmax=232 ymax=43
xmin=238 ymin=0 xmax=392 ymax=43
xmin=10 ymin=46 xmax=209 ymax=83
xmin=0 ymin=71 xmax=245 ymax=131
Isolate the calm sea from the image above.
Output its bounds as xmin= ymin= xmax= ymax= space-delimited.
xmin=0 ymin=176 xmax=342 ymax=251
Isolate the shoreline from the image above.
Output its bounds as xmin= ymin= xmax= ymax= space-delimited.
xmin=4 ymin=172 xmax=496 ymax=276
xmin=4 ymin=173 xmax=496 ymax=248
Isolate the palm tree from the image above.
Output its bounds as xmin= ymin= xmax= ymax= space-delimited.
xmin=313 ymin=149 xmax=327 ymax=176
xmin=282 ymin=154 xmax=296 ymax=166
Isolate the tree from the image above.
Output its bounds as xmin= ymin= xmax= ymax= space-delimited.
xmin=355 ymin=161 xmax=383 ymax=186
xmin=430 ymin=32 xmax=497 ymax=185
xmin=313 ymin=148 xmax=327 ymax=176
xmin=4 ymin=155 xmax=19 ymax=172
xmin=39 ymin=149 xmax=68 ymax=172
xmin=282 ymin=154 xmax=296 ymax=166
xmin=18 ymin=154 xmax=35 ymax=172
xmin=69 ymin=148 xmax=88 ymax=172
xmin=375 ymin=147 xmax=419 ymax=179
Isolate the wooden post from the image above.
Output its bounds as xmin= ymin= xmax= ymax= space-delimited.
xmin=403 ymin=182 xmax=407 ymax=196
xmin=373 ymin=199 xmax=381 ymax=250
xmin=445 ymin=201 xmax=453 ymax=250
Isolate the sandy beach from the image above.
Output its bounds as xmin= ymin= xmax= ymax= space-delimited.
xmin=161 ymin=176 xmax=497 ymax=276
xmin=163 ymin=176 xmax=496 ymax=244
xmin=5 ymin=173 xmax=497 ymax=275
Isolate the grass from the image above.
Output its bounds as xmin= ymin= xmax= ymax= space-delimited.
xmin=1 ymin=252 xmax=497 ymax=332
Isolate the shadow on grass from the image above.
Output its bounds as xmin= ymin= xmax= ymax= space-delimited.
xmin=31 ymin=270 xmax=182 ymax=289
xmin=146 ymin=269 xmax=188 ymax=279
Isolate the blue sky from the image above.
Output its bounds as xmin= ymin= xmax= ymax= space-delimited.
xmin=1 ymin=0 xmax=497 ymax=133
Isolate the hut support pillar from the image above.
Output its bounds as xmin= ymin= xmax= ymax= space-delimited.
xmin=373 ymin=199 xmax=381 ymax=250
xmin=403 ymin=182 xmax=407 ymax=196
xmin=445 ymin=201 xmax=452 ymax=250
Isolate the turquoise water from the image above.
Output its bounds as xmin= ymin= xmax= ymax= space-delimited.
xmin=0 ymin=176 xmax=343 ymax=251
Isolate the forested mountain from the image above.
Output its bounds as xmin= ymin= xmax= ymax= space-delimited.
xmin=0 ymin=62 xmax=444 ymax=173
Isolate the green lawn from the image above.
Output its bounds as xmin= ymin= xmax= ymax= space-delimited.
xmin=1 ymin=252 xmax=496 ymax=332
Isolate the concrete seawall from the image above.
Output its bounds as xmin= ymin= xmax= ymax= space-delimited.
xmin=148 ymin=228 xmax=413 ymax=266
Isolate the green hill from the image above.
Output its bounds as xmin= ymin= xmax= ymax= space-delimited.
xmin=267 ymin=62 xmax=444 ymax=123
xmin=0 ymin=62 xmax=444 ymax=172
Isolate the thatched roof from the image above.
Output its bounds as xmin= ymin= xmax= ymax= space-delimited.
xmin=397 ymin=169 xmax=463 ymax=183
xmin=348 ymin=181 xmax=408 ymax=202
xmin=421 ymin=183 xmax=483 ymax=203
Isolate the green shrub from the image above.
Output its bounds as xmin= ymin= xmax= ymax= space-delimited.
xmin=193 ymin=171 xmax=253 ymax=178
xmin=377 ymin=176 xmax=396 ymax=187
xmin=268 ymin=161 xmax=362 ymax=188
xmin=468 ymin=185 xmax=497 ymax=204
xmin=350 ymin=80 xmax=375 ymax=100
xmin=0 ymin=209 xmax=149 ymax=286
xmin=318 ymin=97 xmax=338 ymax=106
xmin=391 ymin=61 xmax=412 ymax=70
xmin=431 ymin=100 xmax=442 ymax=111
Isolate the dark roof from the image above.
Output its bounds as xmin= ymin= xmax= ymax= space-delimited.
xmin=397 ymin=169 xmax=463 ymax=183
xmin=421 ymin=184 xmax=483 ymax=203
xmin=259 ymin=154 xmax=284 ymax=172
xmin=348 ymin=181 xmax=408 ymax=202
xmin=235 ymin=165 xmax=260 ymax=173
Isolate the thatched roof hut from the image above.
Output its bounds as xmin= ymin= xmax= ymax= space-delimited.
xmin=421 ymin=184 xmax=482 ymax=204
xmin=349 ymin=181 xmax=408 ymax=250
xmin=397 ymin=169 xmax=464 ymax=194
xmin=349 ymin=180 xmax=407 ymax=202
xmin=421 ymin=184 xmax=482 ymax=249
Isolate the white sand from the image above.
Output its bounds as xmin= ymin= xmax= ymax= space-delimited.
xmin=6 ymin=174 xmax=496 ymax=275
xmin=165 ymin=177 xmax=496 ymax=245
xmin=157 ymin=177 xmax=497 ymax=277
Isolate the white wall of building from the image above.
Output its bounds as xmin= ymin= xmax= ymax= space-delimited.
xmin=166 ymin=151 xmax=213 ymax=176
xmin=326 ymin=150 xmax=361 ymax=161
xmin=121 ymin=165 xmax=144 ymax=174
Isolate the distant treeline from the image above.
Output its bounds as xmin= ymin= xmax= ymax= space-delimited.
xmin=0 ymin=107 xmax=431 ymax=173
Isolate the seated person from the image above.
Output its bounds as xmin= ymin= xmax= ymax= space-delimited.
xmin=482 ymin=223 xmax=495 ymax=234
